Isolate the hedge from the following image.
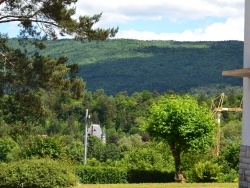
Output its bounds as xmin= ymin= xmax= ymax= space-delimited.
xmin=0 ymin=159 xmax=175 ymax=187
xmin=76 ymin=166 xmax=128 ymax=184
xmin=76 ymin=166 xmax=175 ymax=184
xmin=128 ymin=169 xmax=175 ymax=183
xmin=0 ymin=159 xmax=77 ymax=188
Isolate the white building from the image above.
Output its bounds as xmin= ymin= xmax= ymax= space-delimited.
xmin=88 ymin=124 xmax=106 ymax=143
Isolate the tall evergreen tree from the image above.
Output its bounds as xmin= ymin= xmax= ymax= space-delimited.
xmin=0 ymin=0 xmax=118 ymax=131
xmin=0 ymin=0 xmax=118 ymax=41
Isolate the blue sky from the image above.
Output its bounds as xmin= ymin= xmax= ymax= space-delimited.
xmin=75 ymin=0 xmax=244 ymax=41
xmin=119 ymin=17 xmax=227 ymax=33
xmin=1 ymin=23 xmax=20 ymax=38
xmin=1 ymin=0 xmax=245 ymax=41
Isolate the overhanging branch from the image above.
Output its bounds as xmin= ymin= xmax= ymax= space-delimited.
xmin=0 ymin=18 xmax=59 ymax=27
xmin=0 ymin=52 xmax=14 ymax=66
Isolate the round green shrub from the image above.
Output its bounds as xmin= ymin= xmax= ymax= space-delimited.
xmin=0 ymin=158 xmax=78 ymax=188
xmin=0 ymin=137 xmax=19 ymax=162
xmin=191 ymin=161 xmax=221 ymax=182
xmin=218 ymin=169 xmax=238 ymax=183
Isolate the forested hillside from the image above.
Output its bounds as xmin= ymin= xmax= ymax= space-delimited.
xmin=9 ymin=39 xmax=243 ymax=95
xmin=1 ymin=1 xmax=244 ymax=186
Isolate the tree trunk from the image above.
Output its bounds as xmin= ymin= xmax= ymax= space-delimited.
xmin=170 ymin=144 xmax=186 ymax=183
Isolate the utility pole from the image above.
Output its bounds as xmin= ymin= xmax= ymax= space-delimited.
xmin=83 ymin=109 xmax=89 ymax=165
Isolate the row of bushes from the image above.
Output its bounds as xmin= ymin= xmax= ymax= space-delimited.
xmin=127 ymin=169 xmax=175 ymax=183
xmin=76 ymin=166 xmax=175 ymax=184
xmin=0 ymin=159 xmax=238 ymax=187
xmin=0 ymin=159 xmax=175 ymax=187
xmin=74 ymin=164 xmax=237 ymax=184
xmin=75 ymin=162 xmax=238 ymax=184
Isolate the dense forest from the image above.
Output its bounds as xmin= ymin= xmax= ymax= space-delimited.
xmin=1 ymin=38 xmax=243 ymax=185
xmin=9 ymin=39 xmax=243 ymax=95
xmin=1 ymin=1 xmax=245 ymax=187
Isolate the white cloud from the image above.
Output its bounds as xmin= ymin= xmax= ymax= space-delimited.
xmin=0 ymin=0 xmax=244 ymax=41
xmin=75 ymin=0 xmax=244 ymax=21
xmin=115 ymin=17 xmax=244 ymax=41
xmin=199 ymin=17 xmax=244 ymax=41
xmin=74 ymin=0 xmax=244 ymax=41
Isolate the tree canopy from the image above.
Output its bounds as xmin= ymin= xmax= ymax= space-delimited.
xmin=0 ymin=0 xmax=118 ymax=41
xmin=0 ymin=0 xmax=118 ymax=126
xmin=7 ymin=39 xmax=242 ymax=95
xmin=0 ymin=1 xmax=243 ymax=185
xmin=146 ymin=95 xmax=215 ymax=182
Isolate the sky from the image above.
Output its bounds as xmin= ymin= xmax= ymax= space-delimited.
xmin=75 ymin=0 xmax=244 ymax=41
xmin=2 ymin=0 xmax=245 ymax=41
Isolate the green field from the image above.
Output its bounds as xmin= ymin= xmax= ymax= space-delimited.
xmin=75 ymin=183 xmax=238 ymax=188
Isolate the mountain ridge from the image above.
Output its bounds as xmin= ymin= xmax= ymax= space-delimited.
xmin=9 ymin=39 xmax=244 ymax=95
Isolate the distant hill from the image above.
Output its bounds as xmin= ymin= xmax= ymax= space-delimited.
xmin=9 ymin=39 xmax=243 ymax=95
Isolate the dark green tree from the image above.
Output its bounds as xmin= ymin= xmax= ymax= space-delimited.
xmin=92 ymin=89 xmax=117 ymax=129
xmin=0 ymin=0 xmax=118 ymax=41
xmin=146 ymin=95 xmax=215 ymax=182
xmin=115 ymin=92 xmax=137 ymax=133
xmin=0 ymin=0 xmax=118 ymax=130
xmin=220 ymin=141 xmax=240 ymax=171
xmin=0 ymin=136 xmax=18 ymax=162
xmin=87 ymin=136 xmax=105 ymax=161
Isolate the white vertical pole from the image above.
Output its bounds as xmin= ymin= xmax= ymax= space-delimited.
xmin=242 ymin=0 xmax=250 ymax=145
xmin=83 ymin=109 xmax=88 ymax=165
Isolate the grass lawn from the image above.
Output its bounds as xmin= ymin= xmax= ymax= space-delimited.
xmin=74 ymin=183 xmax=238 ymax=188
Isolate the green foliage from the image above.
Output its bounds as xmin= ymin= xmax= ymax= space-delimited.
xmin=0 ymin=158 xmax=77 ymax=188
xmin=21 ymin=136 xmax=66 ymax=159
xmin=86 ymin=136 xmax=123 ymax=162
xmin=8 ymin=39 xmax=242 ymax=95
xmin=218 ymin=169 xmax=238 ymax=183
xmin=181 ymin=151 xmax=214 ymax=172
xmin=220 ymin=141 xmax=240 ymax=171
xmin=87 ymin=136 xmax=105 ymax=161
xmin=146 ymin=94 xmax=215 ymax=182
xmin=90 ymin=89 xmax=117 ymax=129
xmin=147 ymin=95 xmax=215 ymax=152
xmin=4 ymin=1 xmax=245 ymax=184
xmin=220 ymin=121 xmax=242 ymax=148
xmin=128 ymin=169 xmax=175 ymax=183
xmin=0 ymin=0 xmax=118 ymax=130
xmin=112 ymin=142 xmax=174 ymax=172
xmin=180 ymin=150 xmax=238 ymax=183
xmin=0 ymin=137 xmax=19 ymax=162
xmin=76 ymin=166 xmax=175 ymax=184
xmin=76 ymin=166 xmax=127 ymax=184
xmin=1 ymin=1 xmax=117 ymax=41
xmin=118 ymin=134 xmax=143 ymax=151
xmin=0 ymin=38 xmax=87 ymax=126
xmin=61 ymin=136 xmax=84 ymax=163
xmin=190 ymin=161 xmax=221 ymax=183
xmin=86 ymin=158 xmax=102 ymax=166
xmin=102 ymin=143 xmax=123 ymax=162
xmin=78 ymin=40 xmax=242 ymax=95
